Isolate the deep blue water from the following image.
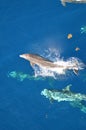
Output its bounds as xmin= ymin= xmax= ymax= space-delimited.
xmin=0 ymin=0 xmax=86 ymax=130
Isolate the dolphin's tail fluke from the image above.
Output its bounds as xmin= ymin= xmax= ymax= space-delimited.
xmin=73 ymin=62 xmax=86 ymax=75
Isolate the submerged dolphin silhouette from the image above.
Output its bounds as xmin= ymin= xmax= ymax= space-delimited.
xmin=41 ymin=84 xmax=86 ymax=102
xmin=41 ymin=84 xmax=86 ymax=113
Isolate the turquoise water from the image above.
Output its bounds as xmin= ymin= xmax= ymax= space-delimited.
xmin=0 ymin=0 xmax=86 ymax=130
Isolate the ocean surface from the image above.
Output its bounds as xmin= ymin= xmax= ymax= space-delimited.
xmin=0 ymin=0 xmax=86 ymax=130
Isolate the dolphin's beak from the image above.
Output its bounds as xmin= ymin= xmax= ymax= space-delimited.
xmin=19 ymin=54 xmax=27 ymax=59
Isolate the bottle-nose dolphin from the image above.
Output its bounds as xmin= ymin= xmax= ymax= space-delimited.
xmin=19 ymin=53 xmax=85 ymax=75
xmin=41 ymin=84 xmax=86 ymax=113
xmin=41 ymin=84 xmax=86 ymax=102
xmin=61 ymin=0 xmax=86 ymax=6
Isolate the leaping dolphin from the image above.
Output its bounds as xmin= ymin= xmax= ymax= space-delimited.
xmin=61 ymin=0 xmax=86 ymax=6
xmin=19 ymin=53 xmax=84 ymax=75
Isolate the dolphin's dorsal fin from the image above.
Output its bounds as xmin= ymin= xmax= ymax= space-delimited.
xmin=62 ymin=84 xmax=72 ymax=92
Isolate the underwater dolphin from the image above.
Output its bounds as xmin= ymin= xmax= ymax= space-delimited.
xmin=19 ymin=53 xmax=83 ymax=75
xmin=41 ymin=84 xmax=86 ymax=113
xmin=61 ymin=0 xmax=86 ymax=6
xmin=41 ymin=84 xmax=86 ymax=102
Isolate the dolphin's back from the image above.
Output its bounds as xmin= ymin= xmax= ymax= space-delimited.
xmin=28 ymin=53 xmax=59 ymax=68
xmin=29 ymin=54 xmax=53 ymax=63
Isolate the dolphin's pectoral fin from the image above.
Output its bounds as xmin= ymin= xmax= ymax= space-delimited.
xmin=30 ymin=62 xmax=35 ymax=67
xmin=73 ymin=69 xmax=78 ymax=75
xmin=70 ymin=101 xmax=86 ymax=113
xmin=70 ymin=101 xmax=80 ymax=108
xmin=70 ymin=101 xmax=84 ymax=110
xmin=49 ymin=98 xmax=54 ymax=104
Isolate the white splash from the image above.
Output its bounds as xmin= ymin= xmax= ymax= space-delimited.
xmin=33 ymin=49 xmax=85 ymax=79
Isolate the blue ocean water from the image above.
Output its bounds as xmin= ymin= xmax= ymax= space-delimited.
xmin=0 ymin=0 xmax=86 ymax=130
